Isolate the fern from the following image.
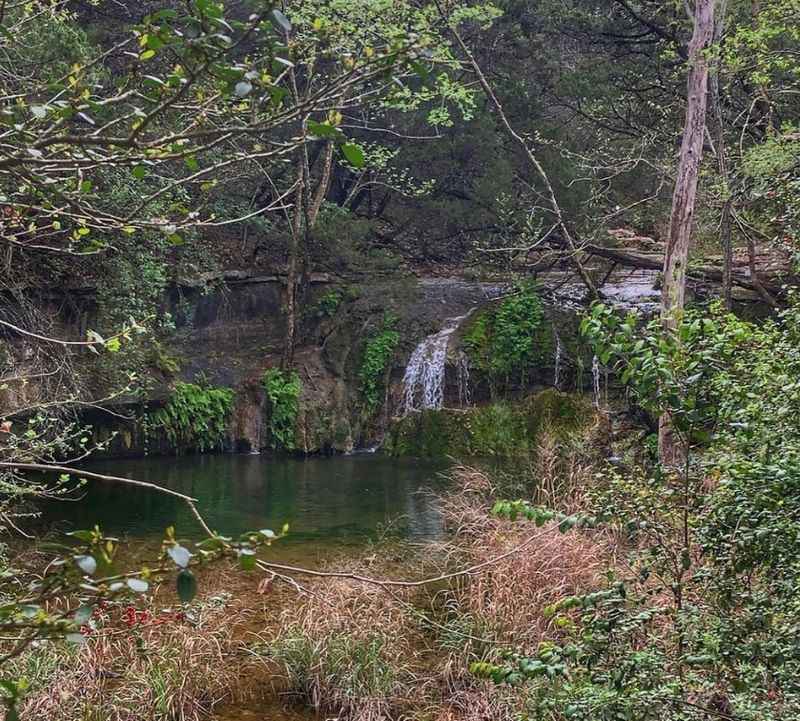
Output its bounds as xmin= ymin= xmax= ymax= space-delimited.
xmin=148 ymin=381 xmax=234 ymax=453
xmin=262 ymin=368 xmax=302 ymax=450
xmin=359 ymin=315 xmax=400 ymax=413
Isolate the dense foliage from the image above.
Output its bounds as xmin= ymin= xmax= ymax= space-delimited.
xmin=148 ymin=381 xmax=234 ymax=453
xmin=470 ymin=301 xmax=800 ymax=719
xmin=464 ymin=283 xmax=547 ymax=389
xmin=262 ymin=368 xmax=302 ymax=451
xmin=359 ymin=315 xmax=401 ymax=413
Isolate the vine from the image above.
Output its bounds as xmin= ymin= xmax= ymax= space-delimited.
xmin=359 ymin=315 xmax=401 ymax=413
xmin=148 ymin=381 xmax=234 ymax=453
xmin=262 ymin=368 xmax=302 ymax=451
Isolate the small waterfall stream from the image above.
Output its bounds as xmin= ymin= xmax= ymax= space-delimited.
xmin=402 ymin=313 xmax=472 ymax=414
xmin=456 ymin=351 xmax=471 ymax=408
xmin=554 ymin=331 xmax=563 ymax=390
xmin=592 ymin=354 xmax=602 ymax=409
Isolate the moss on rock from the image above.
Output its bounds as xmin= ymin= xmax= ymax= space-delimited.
xmin=385 ymin=389 xmax=594 ymax=459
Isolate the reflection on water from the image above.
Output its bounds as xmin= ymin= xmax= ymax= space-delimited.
xmin=41 ymin=454 xmax=448 ymax=544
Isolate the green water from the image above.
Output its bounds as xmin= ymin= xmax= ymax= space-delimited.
xmin=42 ymin=453 xmax=448 ymax=546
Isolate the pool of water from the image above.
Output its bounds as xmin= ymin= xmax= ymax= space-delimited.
xmin=41 ymin=453 xmax=448 ymax=546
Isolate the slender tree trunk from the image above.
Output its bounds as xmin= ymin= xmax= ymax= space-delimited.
xmin=710 ymin=1 xmax=733 ymax=309
xmin=659 ymin=0 xmax=716 ymax=465
xmin=282 ymin=171 xmax=305 ymax=370
xmin=282 ymin=140 xmax=335 ymax=370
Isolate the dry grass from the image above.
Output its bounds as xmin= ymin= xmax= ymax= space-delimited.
xmin=426 ymin=684 xmax=520 ymax=721
xmin=436 ymin=463 xmax=613 ymax=653
xmin=263 ymin=554 xmax=428 ymax=721
xmin=13 ymin=592 xmax=263 ymax=721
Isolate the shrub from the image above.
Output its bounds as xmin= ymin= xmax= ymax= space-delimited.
xmin=261 ymin=368 xmax=302 ymax=451
xmin=463 ymin=282 xmax=547 ymax=390
xmin=359 ymin=315 xmax=400 ymax=413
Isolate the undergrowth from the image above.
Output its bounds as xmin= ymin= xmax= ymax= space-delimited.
xmin=11 ymin=595 xmax=254 ymax=721
xmin=147 ymin=381 xmax=234 ymax=453
xmin=463 ymin=281 xmax=548 ymax=392
xmin=261 ymin=368 xmax=301 ymax=451
xmin=359 ymin=314 xmax=400 ymax=414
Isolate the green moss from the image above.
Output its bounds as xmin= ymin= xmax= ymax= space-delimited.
xmin=387 ymin=390 xmax=593 ymax=459
xmin=524 ymin=387 xmax=588 ymax=440
xmin=147 ymin=341 xmax=182 ymax=376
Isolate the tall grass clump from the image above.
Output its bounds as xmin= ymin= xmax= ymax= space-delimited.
xmin=434 ymin=461 xmax=612 ymax=655
xmin=264 ymin=562 xmax=424 ymax=721
xmin=12 ymin=596 xmax=250 ymax=721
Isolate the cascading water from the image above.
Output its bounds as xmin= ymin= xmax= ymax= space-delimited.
xmin=553 ymin=331 xmax=563 ymax=390
xmin=456 ymin=351 xmax=471 ymax=408
xmin=592 ymin=354 xmax=601 ymax=409
xmin=402 ymin=313 xmax=472 ymax=414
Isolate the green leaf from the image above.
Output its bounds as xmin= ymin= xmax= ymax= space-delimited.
xmin=67 ymin=530 xmax=95 ymax=542
xmin=234 ymin=81 xmax=252 ymax=98
xmin=75 ymin=555 xmax=97 ymax=576
xmin=131 ymin=165 xmax=147 ymax=180
xmin=73 ymin=605 xmax=93 ymax=624
xmin=307 ymin=121 xmax=342 ymax=139
xmin=168 ymin=545 xmax=191 ymax=569
xmin=341 ymin=143 xmax=365 ymax=168
xmin=238 ymin=548 xmax=256 ymax=571
xmin=140 ymin=49 xmax=156 ymax=61
xmin=127 ymin=578 xmax=149 ymax=593
xmin=176 ymin=569 xmax=197 ymax=603
xmin=270 ymin=9 xmax=292 ymax=33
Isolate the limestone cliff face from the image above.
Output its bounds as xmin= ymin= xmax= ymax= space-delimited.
xmin=4 ymin=265 xmax=751 ymax=458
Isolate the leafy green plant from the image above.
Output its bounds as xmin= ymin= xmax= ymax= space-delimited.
xmin=471 ymin=300 xmax=800 ymax=721
xmin=359 ymin=315 xmax=400 ymax=413
xmin=261 ymin=368 xmax=302 ymax=451
xmin=464 ymin=282 xmax=546 ymax=390
xmin=312 ymin=289 xmax=344 ymax=319
xmin=148 ymin=382 xmax=234 ymax=453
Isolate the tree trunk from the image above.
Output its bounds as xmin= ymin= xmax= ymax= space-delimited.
xmin=282 ymin=174 xmax=305 ymax=370
xmin=659 ymin=0 xmax=716 ymax=465
xmin=710 ymin=0 xmax=733 ymax=310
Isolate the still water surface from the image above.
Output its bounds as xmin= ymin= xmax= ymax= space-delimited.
xmin=43 ymin=453 xmax=448 ymax=546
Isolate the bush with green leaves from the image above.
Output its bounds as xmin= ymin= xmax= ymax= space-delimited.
xmin=147 ymin=381 xmax=234 ymax=453
xmin=262 ymin=368 xmax=302 ymax=451
xmin=359 ymin=315 xmax=400 ymax=413
xmin=464 ymin=282 xmax=547 ymax=391
xmin=472 ymin=301 xmax=800 ymax=720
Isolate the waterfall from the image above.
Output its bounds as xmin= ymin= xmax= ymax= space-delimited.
xmin=456 ymin=351 xmax=471 ymax=408
xmin=592 ymin=354 xmax=601 ymax=409
xmin=403 ymin=313 xmax=472 ymax=414
xmin=554 ymin=331 xmax=563 ymax=389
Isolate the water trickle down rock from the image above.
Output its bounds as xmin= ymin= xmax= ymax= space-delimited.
xmin=554 ymin=331 xmax=563 ymax=390
xmin=402 ymin=313 xmax=472 ymax=414
xmin=456 ymin=351 xmax=471 ymax=408
xmin=592 ymin=354 xmax=602 ymax=409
